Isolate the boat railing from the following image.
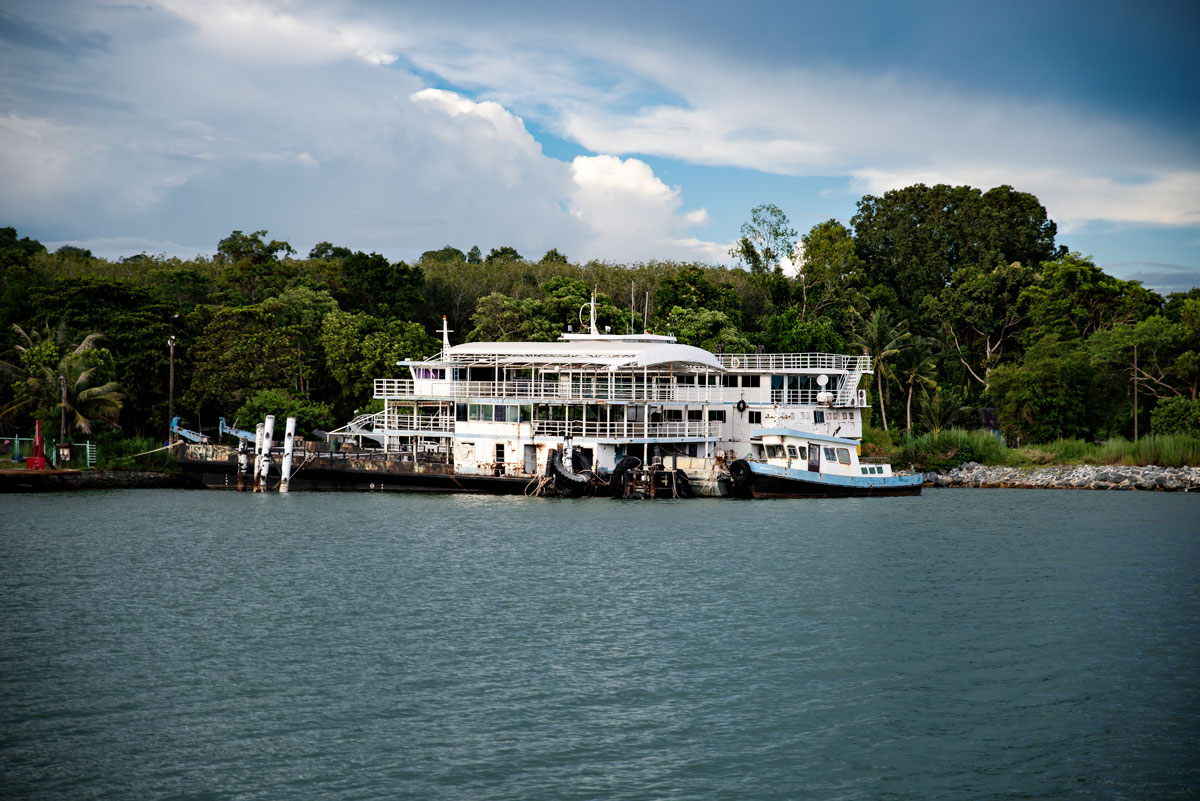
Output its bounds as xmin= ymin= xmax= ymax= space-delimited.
xmin=380 ymin=411 xmax=455 ymax=433
xmin=376 ymin=378 xmax=747 ymax=404
xmin=770 ymin=388 xmax=868 ymax=407
xmin=717 ymin=353 xmax=872 ymax=373
xmin=860 ymin=456 xmax=891 ymax=465
xmin=526 ymin=420 xmax=721 ymax=440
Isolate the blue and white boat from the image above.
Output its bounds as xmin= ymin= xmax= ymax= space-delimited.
xmin=729 ymin=428 xmax=923 ymax=498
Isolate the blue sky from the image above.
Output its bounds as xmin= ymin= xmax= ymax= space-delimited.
xmin=1 ymin=0 xmax=1197 ymax=293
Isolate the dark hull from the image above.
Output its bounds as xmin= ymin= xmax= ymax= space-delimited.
xmin=742 ymin=471 xmax=923 ymax=499
xmin=178 ymin=457 xmax=536 ymax=494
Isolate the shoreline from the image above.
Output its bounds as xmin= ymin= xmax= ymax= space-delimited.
xmin=924 ymin=462 xmax=1199 ymax=491
xmin=4 ymin=463 xmax=1198 ymax=492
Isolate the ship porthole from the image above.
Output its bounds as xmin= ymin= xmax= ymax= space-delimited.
xmin=370 ymin=482 xmax=376 ymax=490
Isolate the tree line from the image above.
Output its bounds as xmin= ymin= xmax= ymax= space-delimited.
xmin=1 ymin=182 xmax=1197 ymax=448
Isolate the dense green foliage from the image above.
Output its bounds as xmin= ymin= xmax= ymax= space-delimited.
xmin=1 ymin=182 xmax=1196 ymax=459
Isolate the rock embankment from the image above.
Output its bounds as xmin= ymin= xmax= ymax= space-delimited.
xmin=926 ymin=462 xmax=1200 ymax=491
xmin=58 ymin=471 xmax=192 ymax=490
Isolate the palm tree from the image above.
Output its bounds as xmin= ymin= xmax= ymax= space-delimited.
xmin=0 ymin=322 xmax=124 ymax=434
xmin=919 ymin=388 xmax=967 ymax=435
xmin=850 ymin=308 xmax=910 ymax=431
xmin=897 ymin=336 xmax=939 ymax=431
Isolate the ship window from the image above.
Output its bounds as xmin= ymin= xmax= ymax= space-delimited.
xmin=836 ymin=448 xmax=851 ymax=464
xmin=687 ymin=409 xmax=703 ymax=421
xmin=519 ymin=405 xmax=531 ymax=423
xmin=814 ymin=410 xmax=825 ymax=423
xmin=748 ymin=411 xmax=762 ymax=424
xmin=708 ymin=410 xmax=726 ymax=422
xmin=742 ymin=375 xmax=760 ymax=388
xmin=627 ymin=406 xmax=645 ymax=422
xmin=469 ymin=403 xmax=492 ymax=422
xmin=823 ymin=447 xmax=837 ymax=461
xmin=786 ymin=445 xmax=799 ymax=458
xmin=493 ymin=405 xmax=507 ymax=422
xmin=767 ymin=444 xmax=785 ymax=458
xmin=722 ymin=375 xmax=739 ymax=387
xmin=862 ymin=467 xmax=869 ymax=474
xmin=610 ymin=405 xmax=624 ymax=422
xmin=664 ymin=409 xmax=682 ymax=422
xmin=771 ymin=375 xmax=785 ymax=390
xmin=678 ymin=375 xmax=695 ymax=385
xmin=456 ymin=403 xmax=468 ymax=421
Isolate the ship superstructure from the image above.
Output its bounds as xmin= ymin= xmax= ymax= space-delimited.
xmin=330 ymin=303 xmax=872 ymax=492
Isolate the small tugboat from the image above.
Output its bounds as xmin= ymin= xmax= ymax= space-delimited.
xmin=729 ymin=428 xmax=922 ymax=498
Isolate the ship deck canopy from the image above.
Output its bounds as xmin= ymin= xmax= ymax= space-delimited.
xmin=402 ymin=339 xmax=726 ymax=373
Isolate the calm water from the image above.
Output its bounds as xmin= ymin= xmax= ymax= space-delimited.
xmin=1 ymin=489 xmax=1197 ymax=800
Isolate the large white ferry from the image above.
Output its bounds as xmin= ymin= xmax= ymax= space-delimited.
xmin=315 ymin=295 xmax=875 ymax=496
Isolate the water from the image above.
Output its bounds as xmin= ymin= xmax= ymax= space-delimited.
xmin=1 ymin=489 xmax=1197 ymax=800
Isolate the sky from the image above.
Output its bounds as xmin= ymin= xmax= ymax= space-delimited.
xmin=1 ymin=0 xmax=1198 ymax=294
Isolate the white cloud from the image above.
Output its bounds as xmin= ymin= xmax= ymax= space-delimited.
xmin=567 ymin=155 xmax=713 ymax=262
xmin=154 ymin=0 xmax=402 ymax=66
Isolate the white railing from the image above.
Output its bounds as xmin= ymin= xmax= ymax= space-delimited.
xmin=524 ymin=420 xmax=721 ymax=440
xmin=770 ymin=389 xmax=866 ymax=407
xmin=375 ymin=377 xmax=740 ymax=404
xmin=379 ymin=411 xmax=455 ymax=433
xmin=717 ymin=353 xmax=872 ymax=373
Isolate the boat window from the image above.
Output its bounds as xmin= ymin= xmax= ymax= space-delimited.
xmin=678 ymin=375 xmax=695 ymax=385
xmin=519 ymin=405 xmax=532 ymax=423
xmin=493 ymin=405 xmax=507 ymax=422
xmin=468 ymin=403 xmax=492 ymax=422
xmin=836 ymin=448 xmax=851 ymax=464
xmin=766 ymin=444 xmax=785 ymax=458
xmin=748 ymin=411 xmax=762 ymax=424
xmin=610 ymin=405 xmax=624 ymax=422
xmin=861 ymin=467 xmax=869 ymax=474
xmin=742 ymin=375 xmax=760 ymax=388
xmin=627 ymin=405 xmax=645 ymax=422
xmin=687 ymin=409 xmax=703 ymax=421
xmin=455 ymin=403 xmax=468 ymax=421
xmin=823 ymin=447 xmax=837 ymax=461
xmin=708 ymin=410 xmax=727 ymax=422
xmin=664 ymin=409 xmax=683 ymax=422
xmin=721 ymin=375 xmax=738 ymax=387
xmin=814 ymin=410 xmax=825 ymax=423
xmin=786 ymin=445 xmax=799 ymax=458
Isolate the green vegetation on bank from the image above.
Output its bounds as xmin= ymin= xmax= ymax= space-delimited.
xmin=1 ymin=182 xmax=1198 ymax=469
xmin=869 ymin=426 xmax=1200 ymax=470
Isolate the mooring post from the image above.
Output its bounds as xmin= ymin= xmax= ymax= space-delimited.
xmin=258 ymin=415 xmax=275 ymax=492
xmin=253 ymin=422 xmax=265 ymax=492
xmin=237 ymin=436 xmax=250 ymax=492
xmin=280 ymin=417 xmax=297 ymax=493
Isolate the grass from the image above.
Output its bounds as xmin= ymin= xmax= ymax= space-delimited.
xmin=884 ymin=428 xmax=1200 ymax=470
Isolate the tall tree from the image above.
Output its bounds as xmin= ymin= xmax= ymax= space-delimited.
xmin=852 ymin=184 xmax=1059 ymax=329
xmin=730 ymin=203 xmax=797 ymax=275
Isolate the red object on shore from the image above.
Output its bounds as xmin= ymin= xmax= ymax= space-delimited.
xmin=25 ymin=420 xmax=47 ymax=470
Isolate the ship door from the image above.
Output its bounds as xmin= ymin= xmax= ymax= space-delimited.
xmin=808 ymin=443 xmax=820 ymax=472
xmin=524 ymin=443 xmax=537 ymax=474
xmin=494 ymin=444 xmax=505 ymax=477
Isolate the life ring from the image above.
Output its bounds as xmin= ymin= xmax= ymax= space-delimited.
xmin=730 ymin=357 xmax=741 ymax=368
xmin=736 ymin=399 xmax=747 ymax=413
